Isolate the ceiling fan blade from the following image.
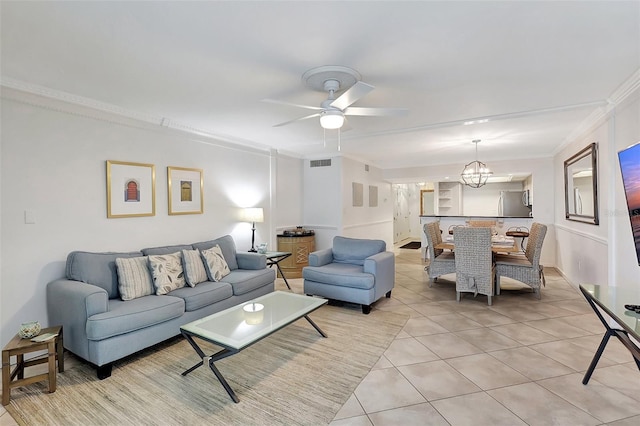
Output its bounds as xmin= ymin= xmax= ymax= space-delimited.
xmin=330 ymin=81 xmax=375 ymax=110
xmin=343 ymin=106 xmax=409 ymax=117
xmin=262 ymin=98 xmax=322 ymax=111
xmin=273 ymin=113 xmax=321 ymax=127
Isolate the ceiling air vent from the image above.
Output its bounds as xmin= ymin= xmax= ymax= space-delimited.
xmin=310 ymin=159 xmax=331 ymax=168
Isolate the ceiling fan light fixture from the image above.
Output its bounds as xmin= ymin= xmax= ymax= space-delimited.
xmin=320 ymin=110 xmax=344 ymax=129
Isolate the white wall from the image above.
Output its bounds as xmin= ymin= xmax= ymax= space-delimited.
xmin=0 ymin=91 xmax=303 ymax=347
xmin=341 ymin=157 xmax=394 ymax=249
xmin=274 ymin=152 xmax=304 ymax=247
xmin=462 ymin=181 xmax=525 ymax=216
xmin=554 ymin=89 xmax=640 ymax=290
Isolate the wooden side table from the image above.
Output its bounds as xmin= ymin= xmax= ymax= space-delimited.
xmin=2 ymin=325 xmax=64 ymax=405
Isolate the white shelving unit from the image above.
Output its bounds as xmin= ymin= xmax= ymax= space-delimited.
xmin=436 ymin=181 xmax=462 ymax=215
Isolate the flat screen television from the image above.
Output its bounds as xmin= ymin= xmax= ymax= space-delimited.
xmin=618 ymin=140 xmax=640 ymax=265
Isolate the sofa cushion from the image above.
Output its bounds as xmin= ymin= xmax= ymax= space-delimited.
xmin=167 ymin=281 xmax=233 ymax=311
xmin=148 ymin=252 xmax=187 ymax=295
xmin=141 ymin=244 xmax=194 ymax=256
xmin=332 ymin=236 xmax=386 ymax=266
xmin=192 ymin=235 xmax=239 ymax=270
xmin=115 ymin=256 xmax=155 ymax=301
xmin=201 ymin=245 xmax=231 ymax=281
xmin=86 ymin=295 xmax=185 ymax=341
xmin=303 ymin=263 xmax=375 ymax=290
xmin=182 ymin=248 xmax=208 ymax=287
xmin=67 ymin=251 xmax=143 ymax=299
xmin=220 ymin=268 xmax=276 ymax=296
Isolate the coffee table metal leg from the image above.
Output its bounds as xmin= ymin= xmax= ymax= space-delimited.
xmin=304 ymin=315 xmax=327 ymax=338
xmin=277 ymin=263 xmax=292 ymax=290
xmin=181 ymin=332 xmax=241 ymax=403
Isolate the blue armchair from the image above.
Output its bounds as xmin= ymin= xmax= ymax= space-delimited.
xmin=303 ymin=236 xmax=395 ymax=314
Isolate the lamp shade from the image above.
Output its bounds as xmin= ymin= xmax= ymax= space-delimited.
xmin=320 ymin=110 xmax=344 ymax=129
xmin=241 ymin=207 xmax=264 ymax=223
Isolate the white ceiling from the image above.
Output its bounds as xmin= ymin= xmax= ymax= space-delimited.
xmin=1 ymin=1 xmax=639 ymax=170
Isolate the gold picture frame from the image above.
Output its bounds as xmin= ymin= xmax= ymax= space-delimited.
xmin=167 ymin=166 xmax=204 ymax=215
xmin=106 ymin=160 xmax=156 ymax=218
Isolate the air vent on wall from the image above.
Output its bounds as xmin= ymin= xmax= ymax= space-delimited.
xmin=365 ymin=164 xmax=369 ymax=171
xmin=310 ymin=159 xmax=332 ymax=167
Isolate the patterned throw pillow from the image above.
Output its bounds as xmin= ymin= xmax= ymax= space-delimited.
xmin=148 ymin=252 xmax=187 ymax=295
xmin=115 ymin=256 xmax=155 ymax=301
xmin=201 ymin=245 xmax=231 ymax=282
xmin=182 ymin=248 xmax=208 ymax=287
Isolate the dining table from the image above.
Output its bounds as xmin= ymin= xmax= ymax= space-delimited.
xmin=435 ymin=236 xmax=520 ymax=253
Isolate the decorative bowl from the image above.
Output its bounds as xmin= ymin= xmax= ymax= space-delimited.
xmin=18 ymin=321 xmax=41 ymax=339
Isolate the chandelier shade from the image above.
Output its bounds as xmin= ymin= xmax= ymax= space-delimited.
xmin=461 ymin=140 xmax=492 ymax=188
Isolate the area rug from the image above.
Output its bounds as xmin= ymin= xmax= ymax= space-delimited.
xmin=399 ymin=241 xmax=421 ymax=249
xmin=6 ymin=305 xmax=407 ymax=426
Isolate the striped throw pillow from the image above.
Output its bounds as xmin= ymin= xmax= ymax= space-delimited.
xmin=115 ymin=256 xmax=154 ymax=301
xmin=182 ymin=248 xmax=208 ymax=287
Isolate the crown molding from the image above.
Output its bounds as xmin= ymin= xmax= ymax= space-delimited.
xmin=0 ymin=78 xmax=275 ymax=156
xmin=553 ymin=67 xmax=640 ymax=155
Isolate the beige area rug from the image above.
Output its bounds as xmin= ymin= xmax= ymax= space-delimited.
xmin=7 ymin=305 xmax=407 ymax=426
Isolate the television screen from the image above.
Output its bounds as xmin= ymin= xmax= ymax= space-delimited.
xmin=618 ymin=141 xmax=640 ymax=265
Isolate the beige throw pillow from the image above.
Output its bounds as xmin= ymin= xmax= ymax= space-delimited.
xmin=182 ymin=248 xmax=208 ymax=287
xmin=115 ymin=256 xmax=155 ymax=301
xmin=148 ymin=252 xmax=187 ymax=295
xmin=201 ymin=245 xmax=231 ymax=281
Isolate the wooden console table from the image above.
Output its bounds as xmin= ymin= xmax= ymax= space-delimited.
xmin=276 ymin=234 xmax=315 ymax=279
xmin=579 ymin=284 xmax=640 ymax=384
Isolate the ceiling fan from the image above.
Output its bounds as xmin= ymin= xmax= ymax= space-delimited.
xmin=264 ymin=65 xmax=408 ymax=130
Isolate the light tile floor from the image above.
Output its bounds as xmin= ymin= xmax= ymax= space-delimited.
xmin=328 ymin=246 xmax=640 ymax=426
xmin=2 ymin=246 xmax=639 ymax=426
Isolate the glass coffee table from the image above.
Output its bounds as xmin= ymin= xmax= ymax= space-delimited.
xmin=180 ymin=291 xmax=327 ymax=403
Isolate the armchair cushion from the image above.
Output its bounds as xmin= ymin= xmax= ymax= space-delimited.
xmin=332 ymin=236 xmax=386 ymax=265
xmin=303 ymin=263 xmax=375 ymax=290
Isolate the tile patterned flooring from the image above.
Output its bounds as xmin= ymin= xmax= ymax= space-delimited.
xmin=327 ymin=247 xmax=640 ymax=426
xmin=1 ymin=246 xmax=639 ymax=425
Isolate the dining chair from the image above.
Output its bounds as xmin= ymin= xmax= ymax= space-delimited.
xmin=468 ymin=220 xmax=498 ymax=235
xmin=453 ymin=227 xmax=495 ymax=305
xmin=423 ymin=222 xmax=456 ymax=287
xmin=494 ymin=222 xmax=547 ymax=299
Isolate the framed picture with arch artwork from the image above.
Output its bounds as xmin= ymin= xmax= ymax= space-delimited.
xmin=106 ymin=160 xmax=156 ymax=218
xmin=167 ymin=166 xmax=203 ymax=215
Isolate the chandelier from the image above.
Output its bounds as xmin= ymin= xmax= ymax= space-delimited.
xmin=461 ymin=139 xmax=492 ymax=188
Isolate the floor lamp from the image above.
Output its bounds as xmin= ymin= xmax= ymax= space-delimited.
xmin=242 ymin=207 xmax=264 ymax=252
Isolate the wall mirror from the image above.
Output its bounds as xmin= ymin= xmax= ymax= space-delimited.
xmin=564 ymin=142 xmax=599 ymax=225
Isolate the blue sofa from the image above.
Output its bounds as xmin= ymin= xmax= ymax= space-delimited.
xmin=302 ymin=236 xmax=395 ymax=314
xmin=46 ymin=235 xmax=275 ymax=379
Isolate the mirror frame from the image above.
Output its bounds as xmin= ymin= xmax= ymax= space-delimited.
xmin=420 ymin=189 xmax=435 ymax=216
xmin=564 ymin=142 xmax=599 ymax=225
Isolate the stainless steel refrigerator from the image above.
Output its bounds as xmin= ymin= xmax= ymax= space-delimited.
xmin=498 ymin=191 xmax=531 ymax=217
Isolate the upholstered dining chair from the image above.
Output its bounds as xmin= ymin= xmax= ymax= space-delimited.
xmin=453 ymin=227 xmax=495 ymax=305
xmin=423 ymin=222 xmax=456 ymax=287
xmin=495 ymin=222 xmax=547 ymax=299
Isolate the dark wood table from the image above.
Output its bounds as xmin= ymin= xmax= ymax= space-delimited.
xmin=579 ymin=284 xmax=640 ymax=384
xmin=506 ymin=229 xmax=529 ymax=252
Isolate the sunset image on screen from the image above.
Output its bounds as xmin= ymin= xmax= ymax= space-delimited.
xmin=620 ymin=145 xmax=640 ymax=212
xmin=619 ymin=142 xmax=640 ymax=262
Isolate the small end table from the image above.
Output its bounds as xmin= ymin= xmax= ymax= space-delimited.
xmin=264 ymin=251 xmax=293 ymax=290
xmin=2 ymin=325 xmax=64 ymax=405
xmin=506 ymin=227 xmax=530 ymax=252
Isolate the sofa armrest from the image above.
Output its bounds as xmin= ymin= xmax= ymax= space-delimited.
xmin=46 ymin=279 xmax=109 ymax=361
xmin=308 ymin=248 xmax=334 ymax=267
xmin=236 ymin=252 xmax=267 ymax=270
xmin=364 ymin=252 xmax=395 ymax=293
